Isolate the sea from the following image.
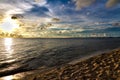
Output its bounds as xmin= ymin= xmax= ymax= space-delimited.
xmin=0 ymin=38 xmax=120 ymax=79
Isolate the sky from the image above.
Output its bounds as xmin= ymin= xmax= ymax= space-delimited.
xmin=0 ymin=0 xmax=120 ymax=38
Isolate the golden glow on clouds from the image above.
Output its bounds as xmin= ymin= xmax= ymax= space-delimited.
xmin=0 ymin=16 xmax=20 ymax=32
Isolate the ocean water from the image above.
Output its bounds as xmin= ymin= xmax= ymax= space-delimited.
xmin=0 ymin=38 xmax=120 ymax=77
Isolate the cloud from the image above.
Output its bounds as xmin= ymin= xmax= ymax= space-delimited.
xmin=23 ymin=4 xmax=51 ymax=17
xmin=106 ymin=0 xmax=120 ymax=8
xmin=73 ymin=0 xmax=95 ymax=10
xmin=103 ymin=27 xmax=120 ymax=32
xmin=0 ymin=14 xmax=4 ymax=22
xmin=73 ymin=0 xmax=120 ymax=10
xmin=0 ymin=0 xmax=48 ymax=16
xmin=11 ymin=14 xmax=24 ymax=19
xmin=112 ymin=22 xmax=120 ymax=26
xmin=34 ymin=0 xmax=45 ymax=2
xmin=0 ymin=0 xmax=120 ymax=38
xmin=81 ymin=27 xmax=120 ymax=33
xmin=0 ymin=0 xmax=33 ymax=17
xmin=52 ymin=18 xmax=60 ymax=22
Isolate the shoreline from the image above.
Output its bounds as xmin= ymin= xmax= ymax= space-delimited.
xmin=0 ymin=37 xmax=120 ymax=39
xmin=0 ymin=48 xmax=119 ymax=80
xmin=24 ymin=48 xmax=120 ymax=80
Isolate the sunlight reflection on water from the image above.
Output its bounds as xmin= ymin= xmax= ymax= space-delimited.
xmin=4 ymin=38 xmax=14 ymax=62
xmin=4 ymin=38 xmax=13 ymax=53
xmin=2 ymin=38 xmax=17 ymax=80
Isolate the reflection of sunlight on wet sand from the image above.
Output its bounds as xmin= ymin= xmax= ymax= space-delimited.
xmin=3 ymin=76 xmax=13 ymax=80
xmin=2 ymin=75 xmax=22 ymax=80
xmin=2 ymin=73 xmax=25 ymax=80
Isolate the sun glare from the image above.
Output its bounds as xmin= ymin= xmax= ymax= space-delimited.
xmin=3 ymin=75 xmax=13 ymax=80
xmin=0 ymin=17 xmax=19 ymax=32
xmin=4 ymin=38 xmax=13 ymax=54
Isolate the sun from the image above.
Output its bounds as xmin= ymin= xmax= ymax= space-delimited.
xmin=0 ymin=17 xmax=19 ymax=32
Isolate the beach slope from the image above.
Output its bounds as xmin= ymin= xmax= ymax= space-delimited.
xmin=24 ymin=49 xmax=120 ymax=80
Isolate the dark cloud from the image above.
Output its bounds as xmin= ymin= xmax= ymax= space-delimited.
xmin=11 ymin=14 xmax=24 ymax=19
xmin=37 ymin=23 xmax=52 ymax=30
xmin=52 ymin=18 xmax=60 ymax=22
xmin=112 ymin=22 xmax=120 ymax=26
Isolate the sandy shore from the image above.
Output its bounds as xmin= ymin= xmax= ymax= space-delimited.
xmin=1 ymin=49 xmax=120 ymax=80
xmin=18 ymin=48 xmax=120 ymax=80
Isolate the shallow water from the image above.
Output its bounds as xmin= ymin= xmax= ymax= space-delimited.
xmin=0 ymin=38 xmax=120 ymax=77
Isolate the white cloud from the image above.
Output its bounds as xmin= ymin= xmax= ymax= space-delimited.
xmin=34 ymin=0 xmax=46 ymax=5
xmin=0 ymin=1 xmax=32 ymax=16
xmin=0 ymin=0 xmax=47 ymax=16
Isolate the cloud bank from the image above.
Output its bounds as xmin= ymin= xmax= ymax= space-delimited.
xmin=0 ymin=0 xmax=120 ymax=37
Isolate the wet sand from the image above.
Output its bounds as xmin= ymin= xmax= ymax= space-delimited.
xmin=20 ymin=48 xmax=120 ymax=80
xmin=1 ymin=48 xmax=120 ymax=80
